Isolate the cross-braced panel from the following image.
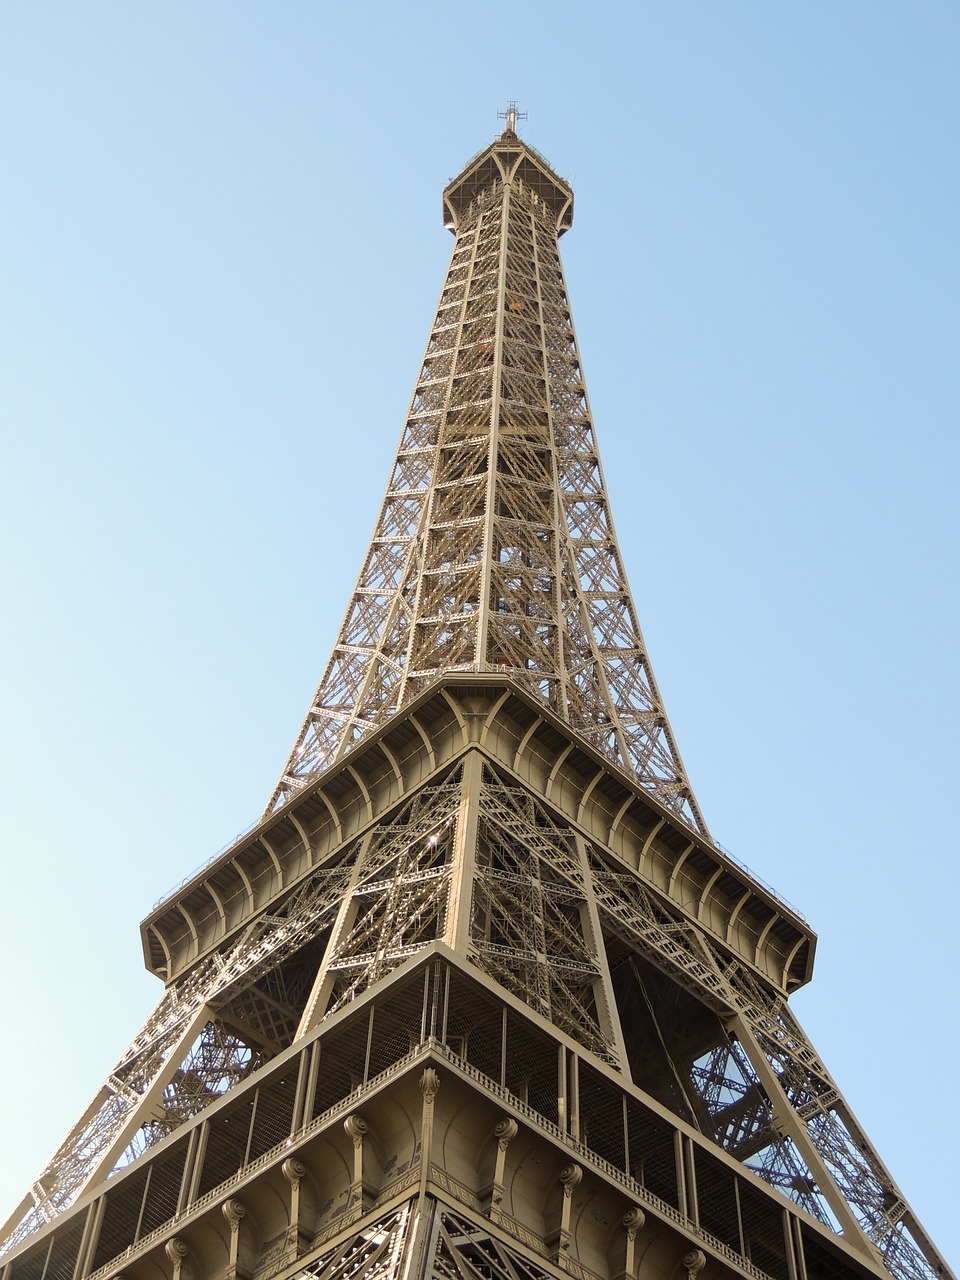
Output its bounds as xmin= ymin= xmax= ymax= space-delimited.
xmin=318 ymin=773 xmax=464 ymax=1016
xmin=296 ymin=1203 xmax=413 ymax=1280
xmin=469 ymin=769 xmax=618 ymax=1065
xmin=117 ymin=1021 xmax=260 ymax=1163
xmin=429 ymin=1206 xmax=559 ymax=1280
xmin=689 ymin=1042 xmax=836 ymax=1229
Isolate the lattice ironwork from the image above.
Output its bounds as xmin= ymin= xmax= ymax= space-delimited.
xmin=588 ymin=846 xmax=945 ymax=1280
xmin=117 ymin=1021 xmax=260 ymax=1164
xmin=470 ymin=769 xmax=617 ymax=1064
xmin=429 ymin=1206 xmax=558 ymax=1280
xmin=296 ymin=1203 xmax=413 ymax=1280
xmin=0 ymin=860 xmax=353 ymax=1253
xmin=318 ymin=774 xmax=464 ymax=1016
xmin=2 ymin=121 xmax=951 ymax=1280
xmin=268 ymin=128 xmax=705 ymax=835
xmin=690 ymin=1042 xmax=835 ymax=1229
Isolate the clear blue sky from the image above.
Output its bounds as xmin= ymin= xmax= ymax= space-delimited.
xmin=1 ymin=1 xmax=957 ymax=1265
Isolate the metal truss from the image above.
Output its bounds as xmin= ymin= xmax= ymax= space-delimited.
xmin=117 ymin=1021 xmax=258 ymax=1164
xmin=587 ymin=849 xmax=948 ymax=1280
xmin=0 ymin=860 xmax=354 ymax=1253
xmin=293 ymin=1199 xmax=559 ymax=1280
xmin=689 ymin=1041 xmax=835 ymax=1228
xmin=470 ymin=772 xmax=620 ymax=1066
xmin=429 ymin=1205 xmax=558 ymax=1280
xmin=297 ymin=1203 xmax=414 ymax=1280
xmin=305 ymin=775 xmax=465 ymax=1019
xmin=268 ymin=129 xmax=705 ymax=835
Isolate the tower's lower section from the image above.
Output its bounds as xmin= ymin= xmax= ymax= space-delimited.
xmin=2 ymin=951 xmax=885 ymax=1280
xmin=3 ymin=678 xmax=939 ymax=1280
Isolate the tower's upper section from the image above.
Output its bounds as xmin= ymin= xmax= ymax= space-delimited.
xmin=268 ymin=123 xmax=706 ymax=833
xmin=442 ymin=125 xmax=573 ymax=236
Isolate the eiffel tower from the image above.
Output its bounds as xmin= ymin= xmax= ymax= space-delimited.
xmin=1 ymin=111 xmax=951 ymax=1280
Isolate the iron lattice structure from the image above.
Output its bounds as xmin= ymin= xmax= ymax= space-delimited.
xmin=267 ymin=128 xmax=707 ymax=836
xmin=1 ymin=121 xmax=952 ymax=1280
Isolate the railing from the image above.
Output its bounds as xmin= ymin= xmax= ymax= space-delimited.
xmin=86 ymin=1044 xmax=431 ymax=1280
xmin=711 ymin=839 xmax=808 ymax=924
xmin=150 ymin=818 xmax=261 ymax=911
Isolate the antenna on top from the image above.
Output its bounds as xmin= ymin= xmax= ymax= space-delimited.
xmin=498 ymin=101 xmax=527 ymax=135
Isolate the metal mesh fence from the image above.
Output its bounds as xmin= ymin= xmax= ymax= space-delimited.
xmin=89 ymin=1163 xmax=151 ymax=1272
xmin=38 ymin=1215 xmax=84 ymax=1280
xmin=625 ymin=1094 xmax=679 ymax=1208
xmin=366 ymin=974 xmax=428 ymax=1080
xmin=445 ymin=968 xmax=506 ymax=1085
xmin=248 ymin=1069 xmax=298 ymax=1163
xmin=137 ymin=1140 xmax=188 ymax=1240
xmin=505 ymin=1009 xmax=559 ymax=1126
xmin=7 ymin=1236 xmax=50 ymax=1280
xmin=311 ymin=1013 xmax=371 ymax=1120
xmin=694 ymin=1147 xmax=743 ymax=1255
xmin=577 ymin=1062 xmax=626 ymax=1171
xmin=739 ymin=1178 xmax=790 ymax=1280
xmin=800 ymin=1227 xmax=865 ymax=1280
xmin=196 ymin=1093 xmax=256 ymax=1198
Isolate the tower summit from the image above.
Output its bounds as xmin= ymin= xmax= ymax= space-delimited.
xmin=1 ymin=120 xmax=952 ymax=1280
xmin=269 ymin=117 xmax=705 ymax=835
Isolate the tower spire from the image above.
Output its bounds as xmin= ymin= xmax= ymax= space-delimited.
xmin=267 ymin=126 xmax=707 ymax=834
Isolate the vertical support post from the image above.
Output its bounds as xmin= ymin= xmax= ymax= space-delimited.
xmin=444 ymin=751 xmax=483 ymax=953
xmin=557 ymin=1044 xmax=568 ymax=1133
xmin=569 ymin=1053 xmax=580 ymax=1141
xmin=133 ymin=1165 xmax=153 ymax=1244
xmin=282 ymin=1159 xmax=310 ymax=1262
xmin=363 ymin=1005 xmax=375 ymax=1085
xmin=72 ymin=1199 xmax=104 ymax=1280
xmin=291 ymin=1042 xmax=312 ymax=1134
xmin=480 ymin=1116 xmax=518 ymax=1221
xmin=177 ymin=1128 xmax=200 ymax=1216
xmin=221 ymin=1199 xmax=251 ymax=1280
xmin=241 ymin=1091 xmax=259 ymax=1168
xmin=500 ymin=1005 xmax=507 ymax=1087
xmin=683 ymin=1136 xmax=699 ymax=1227
xmin=610 ymin=1207 xmax=645 ymax=1280
xmin=440 ymin=967 xmax=451 ymax=1046
xmin=302 ymin=1042 xmax=321 ymax=1129
xmin=418 ymin=1068 xmax=441 ymax=1192
xmin=548 ymin=1162 xmax=582 ymax=1269
xmin=674 ymin=1131 xmax=688 ymax=1222
xmin=734 ymin=1176 xmax=746 ymax=1257
xmin=791 ymin=1215 xmax=809 ymax=1280
xmin=420 ymin=964 xmax=431 ymax=1044
xmin=184 ymin=1122 xmax=208 ymax=1211
xmin=343 ymin=1115 xmax=374 ymax=1215
xmin=783 ymin=1208 xmax=800 ymax=1280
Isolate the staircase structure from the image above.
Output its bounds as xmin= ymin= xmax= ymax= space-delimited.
xmin=1 ymin=113 xmax=951 ymax=1280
